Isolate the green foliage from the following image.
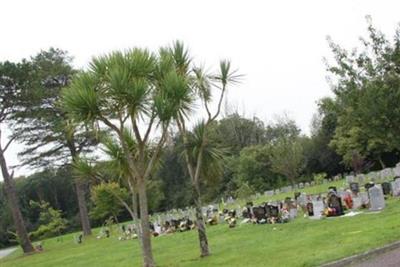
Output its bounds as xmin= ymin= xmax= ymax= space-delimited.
xmin=235 ymin=182 xmax=254 ymax=201
xmin=270 ymin=137 xmax=305 ymax=185
xmin=326 ymin=19 xmax=400 ymax=169
xmin=235 ymin=145 xmax=278 ymax=191
xmin=29 ymin=200 xmax=67 ymax=239
xmin=312 ymin=173 xmax=327 ymax=184
xmin=90 ymin=183 xmax=128 ymax=221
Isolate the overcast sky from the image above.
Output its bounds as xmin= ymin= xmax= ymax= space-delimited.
xmin=1 ymin=0 xmax=400 ymax=177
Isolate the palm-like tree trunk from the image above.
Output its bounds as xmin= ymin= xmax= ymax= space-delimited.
xmin=137 ymin=178 xmax=155 ymax=267
xmin=193 ymin=182 xmax=209 ymax=257
xmin=0 ymin=151 xmax=34 ymax=253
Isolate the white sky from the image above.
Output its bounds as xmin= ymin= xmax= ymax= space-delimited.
xmin=1 ymin=0 xmax=400 ymax=177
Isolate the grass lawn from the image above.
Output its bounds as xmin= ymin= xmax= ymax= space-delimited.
xmin=2 ymin=182 xmax=400 ymax=267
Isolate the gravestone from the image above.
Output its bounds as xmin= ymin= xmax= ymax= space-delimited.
xmin=359 ymin=192 xmax=369 ymax=208
xmin=265 ymin=190 xmax=274 ymax=197
xmin=297 ymin=193 xmax=307 ymax=207
xmin=345 ymin=175 xmax=355 ymax=183
xmin=357 ymin=174 xmax=366 ymax=184
xmin=350 ymin=182 xmax=360 ymax=194
xmin=310 ymin=181 xmax=315 ymax=186
xmin=289 ymin=208 xmax=297 ymax=219
xmin=311 ymin=200 xmax=324 ymax=219
xmin=369 ymin=185 xmax=385 ymax=211
xmin=252 ymin=206 xmax=267 ymax=222
xmin=367 ymin=172 xmax=378 ymax=182
xmin=381 ymin=182 xmax=392 ymax=195
xmin=393 ymin=165 xmax=400 ymax=177
xmin=266 ymin=205 xmax=279 ymax=218
xmin=306 ymin=202 xmax=314 ymax=216
xmin=364 ymin=182 xmax=375 ymax=191
xmin=352 ymin=195 xmax=362 ymax=209
xmin=392 ymin=178 xmax=400 ymax=197
xmin=299 ymin=183 xmax=304 ymax=189
xmin=381 ymin=168 xmax=394 ymax=180
xmin=327 ymin=192 xmax=344 ymax=216
xmin=305 ymin=182 xmax=310 ymax=187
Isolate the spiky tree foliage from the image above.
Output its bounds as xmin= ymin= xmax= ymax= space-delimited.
xmin=62 ymin=47 xmax=192 ymax=267
xmin=172 ymin=44 xmax=241 ymax=257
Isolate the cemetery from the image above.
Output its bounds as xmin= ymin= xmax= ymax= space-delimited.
xmin=2 ymin=165 xmax=400 ymax=266
xmin=1 ymin=2 xmax=400 ymax=267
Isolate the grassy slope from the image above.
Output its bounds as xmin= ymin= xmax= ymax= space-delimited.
xmin=2 ymin=181 xmax=400 ymax=267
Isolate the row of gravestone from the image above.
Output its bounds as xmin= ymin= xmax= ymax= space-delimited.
xmin=262 ymin=163 xmax=400 ymax=198
xmin=345 ymin=163 xmax=400 ymax=184
xmin=151 ymin=165 xmax=400 ymax=225
xmin=263 ymin=179 xmax=334 ymax=197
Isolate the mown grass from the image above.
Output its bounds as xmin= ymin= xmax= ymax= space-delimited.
xmin=2 ymin=181 xmax=400 ymax=267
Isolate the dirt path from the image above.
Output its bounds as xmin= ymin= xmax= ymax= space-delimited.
xmin=350 ymin=247 xmax=400 ymax=267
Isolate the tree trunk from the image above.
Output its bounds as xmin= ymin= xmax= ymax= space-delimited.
xmin=75 ymin=180 xmax=92 ymax=236
xmin=378 ymin=156 xmax=386 ymax=169
xmin=137 ymin=178 xmax=155 ymax=267
xmin=0 ymin=151 xmax=35 ymax=254
xmin=193 ymin=181 xmax=210 ymax=257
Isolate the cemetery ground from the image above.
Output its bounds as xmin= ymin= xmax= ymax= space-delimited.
xmin=1 ymin=181 xmax=400 ymax=267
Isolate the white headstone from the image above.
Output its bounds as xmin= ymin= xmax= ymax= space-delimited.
xmin=265 ymin=190 xmax=274 ymax=196
xmin=311 ymin=200 xmax=324 ymax=219
xmin=356 ymin=174 xmax=365 ymax=184
xmin=289 ymin=208 xmax=297 ymax=219
xmin=352 ymin=196 xmax=362 ymax=209
xmin=369 ymin=185 xmax=385 ymax=211
xmin=392 ymin=178 xmax=400 ymax=197
xmin=359 ymin=192 xmax=369 ymax=207
xmin=393 ymin=165 xmax=400 ymax=177
xmin=346 ymin=175 xmax=355 ymax=183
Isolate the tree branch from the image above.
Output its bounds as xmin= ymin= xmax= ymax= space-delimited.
xmin=209 ymin=85 xmax=226 ymax=123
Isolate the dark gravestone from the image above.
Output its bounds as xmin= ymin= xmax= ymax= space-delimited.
xmin=350 ymin=182 xmax=359 ymax=193
xmin=266 ymin=205 xmax=279 ymax=218
xmin=252 ymin=206 xmax=267 ymax=222
xmin=364 ymin=182 xmax=375 ymax=191
xmin=306 ymin=202 xmax=314 ymax=216
xmin=327 ymin=192 xmax=344 ymax=216
xmin=381 ymin=182 xmax=392 ymax=195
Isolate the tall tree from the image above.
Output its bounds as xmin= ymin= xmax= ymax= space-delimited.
xmin=326 ymin=18 xmax=400 ymax=169
xmin=62 ymin=46 xmax=192 ymax=267
xmin=11 ymin=49 xmax=96 ymax=236
xmin=270 ymin=137 xmax=305 ymax=186
xmin=0 ymin=61 xmax=35 ymax=253
xmin=172 ymin=42 xmax=240 ymax=257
